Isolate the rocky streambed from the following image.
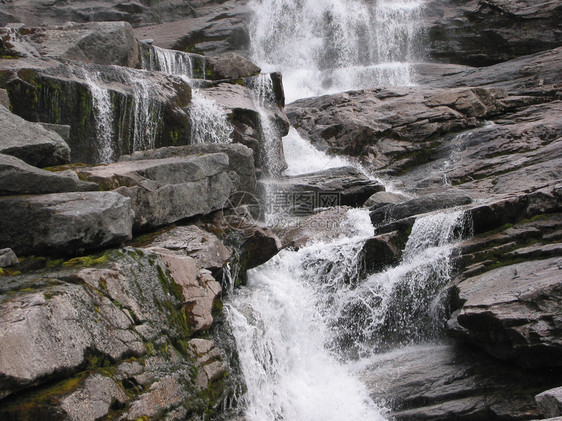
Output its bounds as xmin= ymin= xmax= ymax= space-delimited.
xmin=0 ymin=0 xmax=561 ymax=420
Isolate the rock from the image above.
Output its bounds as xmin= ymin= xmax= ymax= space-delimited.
xmin=370 ymin=191 xmax=472 ymax=226
xmin=0 ymin=105 xmax=70 ymax=167
xmin=121 ymin=143 xmax=257 ymax=198
xmin=144 ymin=225 xmax=232 ymax=272
xmin=364 ymin=191 xmax=409 ymax=210
xmin=198 ymin=82 xmax=290 ymax=173
xmin=424 ymin=0 xmax=562 ymax=66
xmin=396 ymin=101 xmax=562 ymax=198
xmin=361 ymin=231 xmax=406 ymax=274
xmin=0 ymin=278 xmax=145 ymax=399
xmin=0 ymin=192 xmax=133 ymax=256
xmin=158 ymin=254 xmax=221 ymax=333
xmin=2 ymin=21 xmax=139 ymax=67
xmin=287 ymin=87 xmax=508 ymax=174
xmin=2 ymin=61 xmax=191 ymax=164
xmin=453 ymin=257 xmax=562 ymax=368
xmin=60 ymin=374 xmax=128 ymax=421
xmin=537 ymin=387 xmax=562 ymax=418
xmin=133 ymin=1 xmax=251 ymax=56
xmin=0 ymin=154 xmax=98 ymax=195
xmin=77 ymin=154 xmax=235 ymax=231
xmin=238 ymin=226 xmax=282 ymax=270
xmin=361 ymin=343 xmax=558 ymax=420
xmin=0 ymin=88 xmax=9 ymax=108
xmin=206 ymin=52 xmax=261 ymax=80
xmin=0 ymin=248 xmax=17 ymax=268
xmin=276 ymin=207 xmax=351 ymax=249
xmin=262 ymin=167 xmax=385 ymax=213
xmin=125 ymin=375 xmax=190 ymax=421
xmin=39 ymin=123 xmax=71 ymax=142
xmin=190 ymin=338 xmax=226 ymax=391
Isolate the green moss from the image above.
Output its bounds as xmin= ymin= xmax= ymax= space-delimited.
xmin=62 ymin=252 xmax=110 ymax=268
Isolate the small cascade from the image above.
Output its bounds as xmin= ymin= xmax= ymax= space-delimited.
xmin=249 ymin=0 xmax=425 ymax=102
xmin=142 ymin=45 xmax=194 ymax=79
xmin=79 ymin=69 xmax=116 ymax=163
xmin=189 ymin=93 xmax=233 ymax=144
xmin=283 ymin=127 xmax=352 ymax=175
xmin=140 ymin=43 xmax=233 ymax=145
xmin=227 ymin=207 xmax=472 ymax=418
xmin=227 ymin=209 xmax=385 ymax=421
xmin=249 ymin=73 xmax=285 ymax=176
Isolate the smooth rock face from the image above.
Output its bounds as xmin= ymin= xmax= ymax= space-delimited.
xmin=0 ymin=105 xmax=70 ymax=167
xmin=262 ymin=167 xmax=385 ymax=210
xmin=121 ymin=143 xmax=257 ymax=197
xmin=60 ymin=374 xmax=128 ymax=421
xmin=424 ymin=0 xmax=562 ymax=66
xmin=0 ymin=191 xmax=133 ymax=256
xmin=0 ymin=153 xmax=97 ymax=195
xmin=362 ymin=343 xmax=560 ymax=420
xmin=0 ymin=248 xmax=17 ymax=268
xmin=455 ymin=257 xmax=562 ymax=368
xmin=1 ymin=21 xmax=139 ymax=67
xmin=77 ymin=154 xmax=234 ymax=231
xmin=364 ymin=191 xmax=409 ymax=210
xmin=145 ymin=225 xmax=232 ymax=272
xmin=287 ymin=87 xmax=508 ymax=174
xmin=537 ymin=387 xmax=562 ymax=418
xmin=370 ymin=191 xmax=472 ymax=226
xmin=206 ymin=52 xmax=260 ymax=80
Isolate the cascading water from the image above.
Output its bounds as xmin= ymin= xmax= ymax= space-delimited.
xmin=141 ymin=43 xmax=233 ymax=145
xmin=80 ymin=69 xmax=116 ymax=163
xmin=227 ymin=207 xmax=471 ymax=419
xmin=249 ymin=0 xmax=425 ymax=102
xmin=249 ymin=73 xmax=285 ymax=176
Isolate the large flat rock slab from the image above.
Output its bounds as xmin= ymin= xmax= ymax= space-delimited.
xmin=0 ymin=105 xmax=70 ymax=167
xmin=0 ymin=153 xmax=97 ymax=195
xmin=0 ymin=191 xmax=133 ymax=256
xmin=77 ymin=154 xmax=235 ymax=231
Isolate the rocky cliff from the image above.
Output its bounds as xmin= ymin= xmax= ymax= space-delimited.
xmin=0 ymin=0 xmax=561 ymax=420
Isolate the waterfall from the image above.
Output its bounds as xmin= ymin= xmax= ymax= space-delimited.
xmin=249 ymin=74 xmax=285 ymax=176
xmin=227 ymin=208 xmax=471 ymax=419
xmin=80 ymin=69 xmax=116 ymax=163
xmin=249 ymin=0 xmax=425 ymax=102
xmin=227 ymin=209 xmax=386 ymax=421
xmin=140 ymin=43 xmax=233 ymax=145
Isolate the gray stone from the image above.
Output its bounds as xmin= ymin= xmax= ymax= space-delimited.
xmin=370 ymin=191 xmax=472 ymax=226
xmin=121 ymin=143 xmax=257 ymax=197
xmin=4 ymin=21 xmax=139 ymax=67
xmin=60 ymin=374 xmax=128 ymax=421
xmin=0 ymin=153 xmax=98 ymax=195
xmin=0 ymin=248 xmax=17 ymax=268
xmin=361 ymin=343 xmax=556 ymax=420
xmin=454 ymin=257 xmax=562 ymax=368
xmin=424 ymin=0 xmax=562 ymax=66
xmin=287 ymin=87 xmax=508 ymax=174
xmin=144 ymin=225 xmax=232 ymax=272
xmin=0 ymin=88 xmax=9 ymax=108
xmin=364 ymin=191 xmax=409 ymax=210
xmin=0 ymin=105 xmax=70 ymax=167
xmin=206 ymin=52 xmax=261 ymax=80
xmin=39 ymin=123 xmax=71 ymax=142
xmin=0 ymin=191 xmax=133 ymax=256
xmin=361 ymin=231 xmax=406 ymax=274
xmin=263 ymin=167 xmax=385 ymax=210
xmin=537 ymin=387 xmax=562 ymax=418
xmin=76 ymin=154 xmax=234 ymax=231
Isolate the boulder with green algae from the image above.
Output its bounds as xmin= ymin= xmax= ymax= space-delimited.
xmin=0 ymin=248 xmax=231 ymax=420
xmin=3 ymin=61 xmax=192 ymax=164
